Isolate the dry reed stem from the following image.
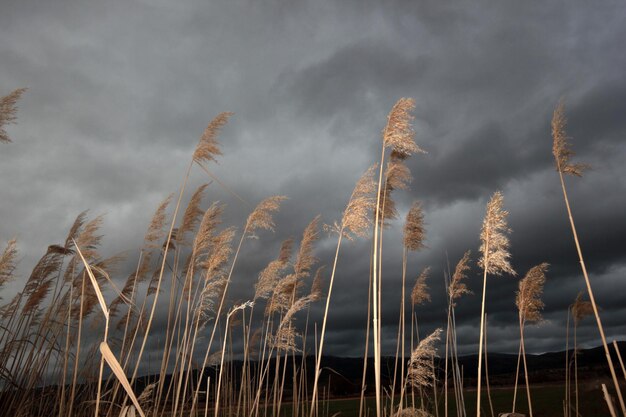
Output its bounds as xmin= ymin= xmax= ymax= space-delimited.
xmin=476 ymin=191 xmax=515 ymax=417
xmin=100 ymin=342 xmax=146 ymax=417
xmin=552 ymin=101 xmax=626 ymax=416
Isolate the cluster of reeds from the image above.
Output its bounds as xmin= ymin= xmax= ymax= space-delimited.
xmin=1 ymin=87 xmax=625 ymax=417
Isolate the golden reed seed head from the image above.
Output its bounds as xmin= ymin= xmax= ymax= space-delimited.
xmin=551 ymin=100 xmax=589 ymax=177
xmin=192 ymin=202 xmax=224 ymax=256
xmin=0 ymin=88 xmax=27 ymax=143
xmin=449 ymin=250 xmax=472 ymax=304
xmin=339 ymin=164 xmax=378 ymax=240
xmin=404 ymin=201 xmax=426 ymax=251
xmin=392 ymin=408 xmax=432 ymax=417
xmin=383 ymin=98 xmax=425 ymax=158
xmin=310 ymin=266 xmax=326 ymax=301
xmin=478 ymin=191 xmax=516 ymax=276
xmin=177 ymin=184 xmax=210 ymax=244
xmin=516 ymin=263 xmax=548 ymax=323
xmin=411 ymin=267 xmax=431 ymax=306
xmin=254 ymin=238 xmax=293 ymax=301
xmin=144 ymin=194 xmax=173 ymax=248
xmin=192 ymin=112 xmax=233 ymax=164
xmin=571 ymin=291 xmax=593 ymax=326
xmin=246 ymin=195 xmax=288 ymax=234
xmin=294 ymin=215 xmax=320 ymax=278
xmin=0 ymin=238 xmax=18 ymax=288
xmin=407 ymin=328 xmax=442 ymax=388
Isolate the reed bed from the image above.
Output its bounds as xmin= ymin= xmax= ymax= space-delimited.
xmin=0 ymin=89 xmax=624 ymax=417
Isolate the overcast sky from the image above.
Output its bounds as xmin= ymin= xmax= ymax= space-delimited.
xmin=1 ymin=0 xmax=626 ymax=367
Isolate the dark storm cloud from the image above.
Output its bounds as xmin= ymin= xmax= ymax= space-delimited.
xmin=1 ymin=0 xmax=626 ymax=368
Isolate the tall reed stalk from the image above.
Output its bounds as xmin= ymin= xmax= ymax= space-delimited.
xmin=551 ymin=101 xmax=626 ymax=417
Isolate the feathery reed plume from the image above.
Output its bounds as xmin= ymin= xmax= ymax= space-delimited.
xmin=68 ymin=214 xmax=105 ymax=269
xmin=379 ymin=155 xmax=412 ymax=224
xmin=246 ymin=195 xmax=288 ymax=234
xmin=193 ymin=202 xmax=225 ymax=257
xmin=144 ymin=194 xmax=173 ymax=247
xmin=552 ymin=101 xmax=589 ymax=177
xmin=255 ymin=238 xmax=294 ymax=300
xmin=137 ymin=382 xmax=157 ymax=413
xmin=404 ymin=201 xmax=426 ymax=251
xmin=294 ymin=215 xmax=320 ymax=278
xmin=193 ymin=112 xmax=233 ymax=164
xmin=448 ymin=250 xmax=472 ymax=305
xmin=411 ymin=267 xmax=431 ymax=306
xmin=516 ymin=263 xmax=548 ymax=323
xmin=479 ymin=191 xmax=515 ymax=276
xmin=406 ymin=328 xmax=442 ymax=388
xmin=0 ymin=291 xmax=20 ymax=319
xmin=572 ymin=291 xmax=593 ymax=325
xmin=0 ymin=88 xmax=27 ymax=143
xmin=383 ymin=98 xmax=425 ymax=158
xmin=310 ymin=266 xmax=326 ymax=301
xmin=273 ymin=296 xmax=313 ymax=352
xmin=330 ymin=164 xmax=378 ymax=240
xmin=177 ymin=184 xmax=210 ymax=244
xmin=393 ymin=407 xmax=433 ymax=417
xmin=63 ymin=211 xmax=88 ymax=253
xmin=0 ymin=238 xmax=18 ymax=289
xmin=201 ymin=227 xmax=236 ymax=277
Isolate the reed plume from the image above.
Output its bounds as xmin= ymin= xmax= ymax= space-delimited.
xmin=0 ymin=239 xmax=18 ymax=290
xmin=572 ymin=291 xmax=593 ymax=325
xmin=294 ymin=215 xmax=320 ymax=278
xmin=379 ymin=155 xmax=412 ymax=224
xmin=63 ymin=211 xmax=88 ymax=253
xmin=246 ymin=195 xmax=288 ymax=234
xmin=448 ymin=250 xmax=472 ymax=305
xmin=516 ymin=263 xmax=548 ymax=323
xmin=478 ymin=192 xmax=515 ymax=276
xmin=333 ymin=164 xmax=378 ymax=240
xmin=406 ymin=328 xmax=442 ymax=388
xmin=193 ymin=112 xmax=233 ymax=164
xmin=254 ymin=238 xmax=294 ymax=300
xmin=411 ymin=267 xmax=431 ymax=306
xmin=552 ymin=101 xmax=589 ymax=177
xmin=142 ymin=194 xmax=173 ymax=247
xmin=193 ymin=202 xmax=225 ymax=258
xmin=310 ymin=266 xmax=325 ymax=301
xmin=0 ymin=88 xmax=26 ymax=143
xmin=383 ymin=98 xmax=425 ymax=158
xmin=177 ymin=184 xmax=210 ymax=244
xmin=393 ymin=407 xmax=432 ymax=417
xmin=404 ymin=201 xmax=426 ymax=251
